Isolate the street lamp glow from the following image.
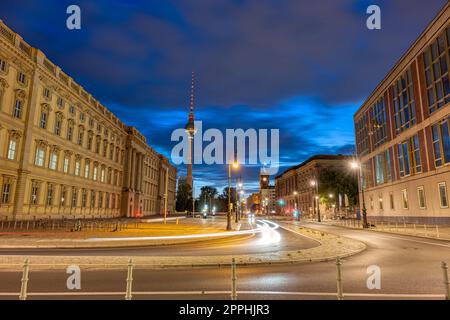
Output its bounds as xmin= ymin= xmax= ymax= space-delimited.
xmin=350 ymin=161 xmax=360 ymax=169
xmin=232 ymin=161 xmax=239 ymax=169
xmin=315 ymin=195 xmax=319 ymax=200
xmin=238 ymin=182 xmax=243 ymax=188
xmin=293 ymin=191 xmax=298 ymax=196
xmin=329 ymin=194 xmax=334 ymax=198
xmin=310 ymin=180 xmax=316 ymax=186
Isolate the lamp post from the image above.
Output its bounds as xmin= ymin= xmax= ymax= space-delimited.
xmin=310 ymin=180 xmax=321 ymax=222
xmin=227 ymin=161 xmax=239 ymax=230
xmin=351 ymin=161 xmax=369 ymax=228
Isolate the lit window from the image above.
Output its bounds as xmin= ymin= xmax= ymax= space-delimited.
xmin=389 ymin=192 xmax=394 ymax=210
xmin=84 ymin=161 xmax=90 ymax=179
xmin=378 ymin=194 xmax=383 ymax=210
xmin=392 ymin=68 xmax=416 ymax=133
xmin=63 ymin=157 xmax=70 ymax=173
xmin=35 ymin=147 xmax=45 ymax=167
xmin=432 ymin=119 xmax=450 ymax=167
xmin=75 ymin=160 xmax=81 ymax=176
xmin=30 ymin=181 xmax=39 ymax=205
xmin=7 ymin=139 xmax=16 ymax=160
xmin=101 ymin=168 xmax=105 ymax=183
xmin=438 ymin=182 xmax=449 ymax=208
xmin=93 ymin=166 xmax=98 ymax=181
xmin=49 ymin=152 xmax=58 ymax=170
xmin=71 ymin=188 xmax=78 ymax=208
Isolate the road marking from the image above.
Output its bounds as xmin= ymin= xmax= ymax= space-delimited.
xmin=0 ymin=290 xmax=444 ymax=298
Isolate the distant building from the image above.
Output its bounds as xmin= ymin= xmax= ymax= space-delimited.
xmin=0 ymin=20 xmax=176 ymax=220
xmin=275 ymin=155 xmax=352 ymax=218
xmin=259 ymin=169 xmax=276 ymax=215
xmin=354 ymin=3 xmax=450 ymax=224
xmin=246 ymin=193 xmax=260 ymax=213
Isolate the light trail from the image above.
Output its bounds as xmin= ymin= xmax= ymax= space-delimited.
xmin=83 ymin=219 xmax=280 ymax=242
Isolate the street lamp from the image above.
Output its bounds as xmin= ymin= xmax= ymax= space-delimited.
xmin=310 ymin=180 xmax=321 ymax=222
xmin=227 ymin=161 xmax=239 ymax=230
xmin=350 ymin=160 xmax=369 ymax=228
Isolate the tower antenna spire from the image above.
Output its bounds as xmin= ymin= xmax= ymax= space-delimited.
xmin=189 ymin=71 xmax=195 ymax=121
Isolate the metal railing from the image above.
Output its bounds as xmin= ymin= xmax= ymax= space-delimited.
xmin=0 ymin=258 xmax=448 ymax=300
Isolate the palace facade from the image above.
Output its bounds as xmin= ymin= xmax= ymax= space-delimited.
xmin=0 ymin=20 xmax=176 ymax=220
xmin=354 ymin=3 xmax=450 ymax=224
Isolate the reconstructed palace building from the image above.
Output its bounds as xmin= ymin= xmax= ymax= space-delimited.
xmin=0 ymin=20 xmax=176 ymax=220
xmin=354 ymin=3 xmax=450 ymax=224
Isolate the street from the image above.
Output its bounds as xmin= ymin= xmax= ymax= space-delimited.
xmin=0 ymin=221 xmax=449 ymax=299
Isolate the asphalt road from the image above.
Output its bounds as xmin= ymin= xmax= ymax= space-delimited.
xmin=0 ymin=221 xmax=449 ymax=300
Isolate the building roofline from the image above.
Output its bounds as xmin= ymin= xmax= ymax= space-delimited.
xmin=354 ymin=1 xmax=450 ymax=119
xmin=275 ymin=154 xmax=352 ymax=179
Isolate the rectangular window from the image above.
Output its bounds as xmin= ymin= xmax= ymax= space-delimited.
xmin=43 ymin=87 xmax=51 ymax=99
xmin=392 ymin=68 xmax=416 ymax=133
xmin=90 ymin=190 xmax=96 ymax=208
xmin=49 ymin=152 xmax=58 ymax=170
xmin=1 ymin=180 xmax=11 ymax=204
xmin=438 ymin=182 xmax=449 ymax=208
xmin=57 ymin=96 xmax=64 ymax=108
xmin=0 ymin=58 xmax=6 ymax=72
xmin=356 ymin=114 xmax=370 ymax=156
xmin=78 ymin=128 xmax=84 ymax=146
xmin=17 ymin=72 xmax=26 ymax=85
xmin=370 ymin=98 xmax=387 ymax=147
xmin=63 ymin=157 xmax=70 ymax=173
xmin=67 ymin=126 xmax=73 ymax=141
xmin=75 ymin=160 xmax=81 ymax=176
xmin=412 ymin=135 xmax=422 ymax=173
xmin=54 ymin=118 xmax=62 ymax=136
xmin=432 ymin=119 xmax=450 ymax=166
xmin=7 ymin=139 xmax=16 ymax=160
xmin=105 ymin=193 xmax=110 ymax=209
xmin=93 ymin=166 xmax=98 ymax=181
xmin=375 ymin=152 xmax=391 ymax=185
xmin=13 ymin=99 xmax=22 ymax=118
xmin=84 ymin=162 xmax=90 ymax=179
xmin=417 ymin=186 xmax=426 ymax=209
xmin=39 ymin=112 xmax=47 ymax=129
xmin=31 ymin=182 xmax=39 ymax=205
xmin=46 ymin=183 xmax=53 ymax=206
xmin=401 ymin=189 xmax=409 ymax=209
xmin=101 ymin=168 xmax=105 ymax=183
xmin=98 ymin=192 xmax=103 ymax=209
xmin=60 ymin=186 xmax=67 ymax=207
xmin=389 ymin=192 xmax=394 ymax=210
xmin=423 ymin=31 xmax=450 ymax=114
xmin=69 ymin=105 xmax=75 ymax=115
xmin=35 ymin=147 xmax=45 ymax=167
xmin=81 ymin=189 xmax=87 ymax=208
xmin=71 ymin=188 xmax=78 ymax=208
xmin=378 ymin=194 xmax=383 ymax=210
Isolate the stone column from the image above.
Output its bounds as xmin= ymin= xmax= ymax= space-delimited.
xmin=138 ymin=153 xmax=144 ymax=193
xmin=130 ymin=149 xmax=136 ymax=191
xmin=125 ymin=146 xmax=132 ymax=189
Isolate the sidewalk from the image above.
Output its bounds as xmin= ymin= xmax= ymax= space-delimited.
xmin=315 ymin=218 xmax=450 ymax=241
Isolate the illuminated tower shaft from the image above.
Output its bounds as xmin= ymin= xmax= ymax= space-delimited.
xmin=185 ymin=72 xmax=196 ymax=188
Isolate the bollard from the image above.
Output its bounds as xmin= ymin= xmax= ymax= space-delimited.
xmin=125 ymin=259 xmax=134 ymax=300
xmin=436 ymin=225 xmax=440 ymax=239
xmin=13 ymin=220 xmax=17 ymax=230
xmin=336 ymin=257 xmax=344 ymax=300
xmin=413 ymin=224 xmax=416 ymax=235
xmin=19 ymin=258 xmax=30 ymax=300
xmin=176 ymin=218 xmax=179 ymax=225
xmin=442 ymin=262 xmax=450 ymax=300
xmin=424 ymin=224 xmax=427 ymax=237
xmin=231 ymin=258 xmax=237 ymax=300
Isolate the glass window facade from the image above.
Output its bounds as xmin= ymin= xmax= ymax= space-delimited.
xmin=371 ymin=98 xmax=387 ymax=147
xmin=423 ymin=29 xmax=450 ymax=114
xmin=392 ymin=68 xmax=416 ymax=133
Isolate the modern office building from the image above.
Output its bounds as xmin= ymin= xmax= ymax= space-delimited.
xmin=354 ymin=3 xmax=450 ymax=224
xmin=275 ymin=155 xmax=352 ymax=218
xmin=0 ymin=20 xmax=176 ymax=221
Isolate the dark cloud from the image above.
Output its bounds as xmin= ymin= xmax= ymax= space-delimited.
xmin=0 ymin=0 xmax=446 ymax=194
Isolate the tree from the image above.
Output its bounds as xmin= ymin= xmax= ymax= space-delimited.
xmin=199 ymin=186 xmax=218 ymax=213
xmin=176 ymin=177 xmax=192 ymax=212
xmin=318 ymin=167 xmax=358 ymax=208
